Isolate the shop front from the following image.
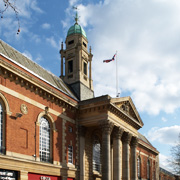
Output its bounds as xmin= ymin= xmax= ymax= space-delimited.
xmin=0 ymin=169 xmax=19 ymax=180
xmin=28 ymin=173 xmax=61 ymax=180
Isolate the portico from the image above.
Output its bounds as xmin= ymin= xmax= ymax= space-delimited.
xmin=78 ymin=95 xmax=143 ymax=180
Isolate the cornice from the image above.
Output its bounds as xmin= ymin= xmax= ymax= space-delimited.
xmin=0 ymin=58 xmax=78 ymax=111
xmin=78 ymin=97 xmax=142 ymax=130
xmin=138 ymin=139 xmax=159 ymax=155
xmin=109 ymin=102 xmax=142 ymax=129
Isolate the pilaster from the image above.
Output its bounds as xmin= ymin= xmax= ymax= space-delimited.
xmin=79 ymin=126 xmax=86 ymax=180
xmin=100 ymin=120 xmax=114 ymax=180
xmin=113 ymin=126 xmax=124 ymax=180
xmin=130 ymin=136 xmax=139 ymax=180
xmin=122 ymin=132 xmax=132 ymax=180
xmin=20 ymin=170 xmax=28 ymax=180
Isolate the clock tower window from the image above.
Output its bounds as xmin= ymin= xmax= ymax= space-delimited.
xmin=68 ymin=60 xmax=73 ymax=73
xmin=83 ymin=62 xmax=87 ymax=75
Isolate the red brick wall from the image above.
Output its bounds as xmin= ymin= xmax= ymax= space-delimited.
xmin=137 ymin=146 xmax=157 ymax=180
xmin=65 ymin=121 xmax=77 ymax=164
xmin=0 ymin=75 xmax=77 ymax=164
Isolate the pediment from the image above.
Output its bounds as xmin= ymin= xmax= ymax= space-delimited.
xmin=111 ymin=97 xmax=144 ymax=126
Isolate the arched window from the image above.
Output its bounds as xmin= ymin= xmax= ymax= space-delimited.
xmin=0 ymin=102 xmax=5 ymax=154
xmin=147 ymin=159 xmax=150 ymax=180
xmin=137 ymin=156 xmax=141 ymax=179
xmin=39 ymin=116 xmax=51 ymax=163
xmin=93 ymin=135 xmax=101 ymax=173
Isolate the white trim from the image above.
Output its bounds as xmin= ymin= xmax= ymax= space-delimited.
xmin=0 ymin=92 xmax=12 ymax=115
xmin=0 ymin=85 xmax=75 ymax=124
xmin=68 ymin=145 xmax=73 ymax=164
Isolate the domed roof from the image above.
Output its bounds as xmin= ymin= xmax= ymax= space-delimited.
xmin=67 ymin=23 xmax=87 ymax=38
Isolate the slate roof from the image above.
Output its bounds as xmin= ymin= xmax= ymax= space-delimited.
xmin=0 ymin=40 xmax=77 ymax=100
xmin=138 ymin=132 xmax=153 ymax=146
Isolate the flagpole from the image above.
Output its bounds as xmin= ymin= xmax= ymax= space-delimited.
xmin=116 ymin=50 xmax=118 ymax=97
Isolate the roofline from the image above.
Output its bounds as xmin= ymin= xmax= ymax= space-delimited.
xmin=138 ymin=139 xmax=159 ymax=154
xmin=0 ymin=52 xmax=78 ymax=102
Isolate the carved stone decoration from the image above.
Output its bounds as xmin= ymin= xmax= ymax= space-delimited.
xmin=131 ymin=136 xmax=139 ymax=147
xmin=113 ymin=126 xmax=124 ymax=140
xmin=122 ymin=132 xmax=132 ymax=144
xmin=20 ymin=104 xmax=28 ymax=115
xmin=121 ymin=101 xmax=130 ymax=114
xmin=45 ymin=106 xmax=49 ymax=114
xmin=99 ymin=120 xmax=114 ymax=135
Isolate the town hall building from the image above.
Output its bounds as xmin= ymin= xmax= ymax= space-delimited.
xmin=0 ymin=12 xmax=173 ymax=180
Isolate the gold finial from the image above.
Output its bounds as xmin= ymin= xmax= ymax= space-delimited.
xmin=73 ymin=6 xmax=79 ymax=24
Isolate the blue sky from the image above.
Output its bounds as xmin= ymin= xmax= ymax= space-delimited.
xmin=1 ymin=0 xmax=180 ymax=171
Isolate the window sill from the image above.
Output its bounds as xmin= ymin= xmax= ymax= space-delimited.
xmin=93 ymin=170 xmax=102 ymax=178
xmin=67 ymin=163 xmax=75 ymax=168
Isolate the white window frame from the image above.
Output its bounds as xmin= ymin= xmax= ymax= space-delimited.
xmin=39 ymin=116 xmax=51 ymax=163
xmin=0 ymin=102 xmax=5 ymax=154
xmin=93 ymin=135 xmax=101 ymax=173
xmin=68 ymin=145 xmax=73 ymax=164
xmin=0 ymin=103 xmax=3 ymax=153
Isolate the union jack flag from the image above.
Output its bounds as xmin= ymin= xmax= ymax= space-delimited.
xmin=103 ymin=54 xmax=116 ymax=63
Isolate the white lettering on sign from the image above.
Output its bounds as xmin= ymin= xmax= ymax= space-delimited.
xmin=40 ymin=176 xmax=51 ymax=180
xmin=0 ymin=172 xmax=13 ymax=177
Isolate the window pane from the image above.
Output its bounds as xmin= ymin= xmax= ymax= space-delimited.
xmin=84 ymin=62 xmax=87 ymax=75
xmin=93 ymin=135 xmax=101 ymax=173
xmin=0 ymin=103 xmax=4 ymax=154
xmin=39 ymin=116 xmax=50 ymax=163
xmin=147 ymin=160 xmax=150 ymax=179
xmin=137 ymin=157 xmax=141 ymax=179
xmin=68 ymin=145 xmax=73 ymax=163
xmin=68 ymin=60 xmax=73 ymax=73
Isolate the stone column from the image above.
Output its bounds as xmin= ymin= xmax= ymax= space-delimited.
xmin=113 ymin=126 xmax=124 ymax=180
xmin=122 ymin=132 xmax=132 ymax=180
xmin=79 ymin=126 xmax=86 ymax=180
xmin=20 ymin=170 xmax=28 ymax=180
xmin=100 ymin=120 xmax=114 ymax=180
xmin=130 ymin=136 xmax=139 ymax=180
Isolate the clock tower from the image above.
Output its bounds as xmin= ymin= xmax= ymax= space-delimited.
xmin=60 ymin=12 xmax=94 ymax=100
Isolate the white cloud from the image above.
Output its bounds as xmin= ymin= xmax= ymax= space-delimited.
xmin=69 ymin=0 xmax=79 ymax=6
xmin=161 ymin=117 xmax=167 ymax=122
xmin=63 ymin=0 xmax=180 ymax=115
xmin=16 ymin=0 xmax=43 ymax=18
xmin=22 ymin=51 xmax=42 ymax=63
xmin=46 ymin=36 xmax=62 ymax=50
xmin=0 ymin=0 xmax=43 ymax=43
xmin=22 ymin=50 xmax=33 ymax=60
xmin=42 ymin=23 xmax=51 ymax=30
xmin=35 ymin=54 xmax=42 ymax=62
xmin=159 ymin=154 xmax=172 ymax=171
xmin=146 ymin=125 xmax=180 ymax=145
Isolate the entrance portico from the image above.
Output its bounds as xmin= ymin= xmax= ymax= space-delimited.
xmin=78 ymin=95 xmax=144 ymax=180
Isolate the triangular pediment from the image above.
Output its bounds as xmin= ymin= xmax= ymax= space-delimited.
xmin=111 ymin=96 xmax=144 ymax=126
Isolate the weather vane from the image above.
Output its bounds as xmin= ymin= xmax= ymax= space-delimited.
xmin=72 ymin=6 xmax=80 ymax=24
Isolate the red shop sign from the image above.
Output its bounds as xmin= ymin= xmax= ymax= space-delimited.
xmin=28 ymin=173 xmax=61 ymax=180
